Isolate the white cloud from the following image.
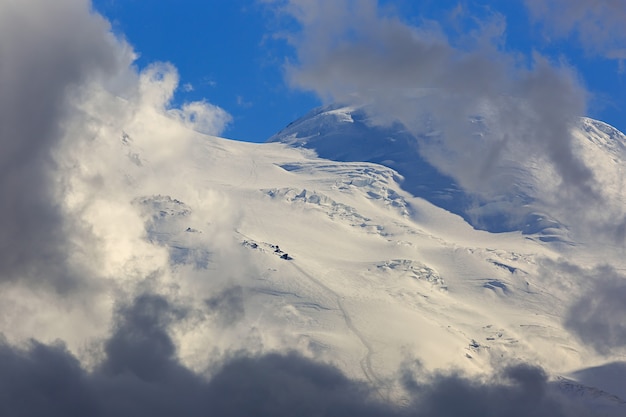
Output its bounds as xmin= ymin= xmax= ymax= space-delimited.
xmin=236 ymin=95 xmax=254 ymax=108
xmin=134 ymin=63 xmax=232 ymax=136
xmin=0 ymin=0 xmax=235 ymax=361
xmin=170 ymin=101 xmax=232 ymax=136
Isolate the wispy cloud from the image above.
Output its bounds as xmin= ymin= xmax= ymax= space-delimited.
xmin=525 ymin=0 xmax=626 ymax=63
xmin=561 ymin=264 xmax=626 ymax=355
xmin=236 ymin=95 xmax=254 ymax=108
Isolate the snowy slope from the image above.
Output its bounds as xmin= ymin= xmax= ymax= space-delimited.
xmin=269 ymin=104 xmax=626 ymax=245
xmin=12 ymin=100 xmax=626 ymax=414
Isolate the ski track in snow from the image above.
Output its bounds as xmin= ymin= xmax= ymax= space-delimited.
xmin=288 ymin=261 xmax=387 ymax=398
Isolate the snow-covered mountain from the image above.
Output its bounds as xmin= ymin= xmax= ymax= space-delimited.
xmin=9 ymin=98 xmax=626 ymax=415
xmin=269 ymin=104 xmax=626 ymax=243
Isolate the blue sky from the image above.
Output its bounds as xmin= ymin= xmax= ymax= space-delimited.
xmin=92 ymin=0 xmax=626 ymax=142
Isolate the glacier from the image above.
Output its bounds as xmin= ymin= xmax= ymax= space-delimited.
xmin=4 ymin=98 xmax=626 ymax=415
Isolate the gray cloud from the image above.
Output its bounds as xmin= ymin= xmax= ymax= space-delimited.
xmin=269 ymin=0 xmax=594 ymax=205
xmin=403 ymin=363 xmax=578 ymax=417
xmin=0 ymin=0 xmax=127 ymax=290
xmin=563 ymin=264 xmax=626 ymax=355
xmin=0 ymin=292 xmax=581 ymax=417
xmin=525 ymin=0 xmax=626 ymax=61
xmin=205 ymin=286 xmax=246 ymax=326
xmin=100 ymin=293 xmax=188 ymax=381
xmin=0 ymin=339 xmax=99 ymax=417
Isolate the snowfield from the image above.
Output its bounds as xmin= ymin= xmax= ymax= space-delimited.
xmin=6 ymin=99 xmax=626 ymax=414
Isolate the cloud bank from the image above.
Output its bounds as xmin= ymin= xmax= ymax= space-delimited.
xmin=0 ymin=0 xmax=127 ymax=290
xmin=0 ymin=0 xmax=230 ymax=292
xmin=0 ymin=292 xmax=578 ymax=417
xmin=0 ymin=0 xmax=234 ymax=355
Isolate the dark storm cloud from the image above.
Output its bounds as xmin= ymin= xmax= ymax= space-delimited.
xmin=0 ymin=339 xmax=99 ymax=417
xmin=0 ymin=292 xmax=581 ymax=417
xmin=562 ymin=264 xmax=626 ymax=355
xmin=0 ymin=0 xmax=125 ymax=289
xmin=100 ymin=293 xmax=188 ymax=381
xmin=525 ymin=0 xmax=626 ymax=62
xmin=269 ymin=0 xmax=594 ymax=200
xmin=403 ymin=363 xmax=578 ymax=417
xmin=0 ymin=293 xmax=380 ymax=417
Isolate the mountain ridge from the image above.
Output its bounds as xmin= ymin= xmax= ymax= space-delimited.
xmin=269 ymin=104 xmax=626 ymax=244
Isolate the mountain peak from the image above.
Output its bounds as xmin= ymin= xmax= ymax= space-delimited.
xmin=269 ymin=104 xmax=573 ymax=237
